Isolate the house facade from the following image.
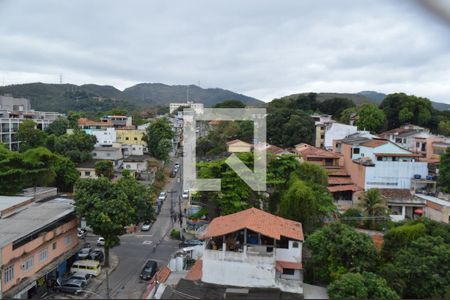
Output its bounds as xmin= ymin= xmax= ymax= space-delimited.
xmin=0 ymin=198 xmax=79 ymax=299
xmin=116 ymin=129 xmax=146 ymax=146
xmin=200 ymin=208 xmax=304 ymax=294
xmin=226 ymin=139 xmax=252 ymax=153
xmin=334 ymin=134 xmax=428 ymax=191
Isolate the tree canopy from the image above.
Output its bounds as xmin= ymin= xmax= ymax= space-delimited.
xmin=213 ymin=100 xmax=246 ymax=108
xmin=143 ymin=117 xmax=174 ymax=161
xmin=439 ymin=147 xmax=450 ymax=193
xmin=95 ymin=160 xmax=114 ymax=179
xmin=355 ymin=103 xmax=386 ymax=133
xmin=74 ymin=176 xmax=154 ymax=266
xmin=304 ymin=222 xmax=378 ymax=283
xmin=318 ymin=98 xmax=356 ymax=119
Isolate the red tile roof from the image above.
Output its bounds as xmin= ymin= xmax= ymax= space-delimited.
xmin=154 ymin=266 xmax=171 ymax=283
xmin=374 ymin=153 xmax=421 ymax=157
xmin=202 ymin=208 xmax=303 ymax=241
xmin=327 ymin=184 xmax=361 ymax=192
xmin=294 ymin=144 xmax=341 ymax=159
xmin=266 ymin=144 xmax=288 ymax=155
xmin=326 ymin=168 xmax=349 ymax=176
xmin=226 ymin=139 xmax=252 ymax=146
xmin=78 ymin=117 xmax=113 ymax=127
xmin=360 ymin=139 xmax=389 ymax=148
xmin=185 ymin=260 xmax=202 ymax=281
xmin=275 ymin=261 xmax=303 ymax=272
xmin=328 ymin=177 xmax=354 ymax=185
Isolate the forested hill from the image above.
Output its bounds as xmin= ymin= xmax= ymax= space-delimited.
xmin=0 ymin=82 xmax=264 ymax=113
xmin=274 ymin=91 xmax=450 ymax=110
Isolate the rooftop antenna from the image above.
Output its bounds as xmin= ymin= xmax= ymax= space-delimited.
xmin=59 ymin=74 xmax=63 ymax=84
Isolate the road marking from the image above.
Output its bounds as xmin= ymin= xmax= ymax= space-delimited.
xmin=142 ymin=240 xmax=153 ymax=245
xmin=135 ymin=234 xmax=153 ymax=238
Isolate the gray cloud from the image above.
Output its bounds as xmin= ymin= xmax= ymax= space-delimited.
xmin=0 ymin=0 xmax=450 ymax=103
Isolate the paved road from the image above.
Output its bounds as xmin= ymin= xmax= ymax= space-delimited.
xmin=88 ymin=157 xmax=185 ymax=299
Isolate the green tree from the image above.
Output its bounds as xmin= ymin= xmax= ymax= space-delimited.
xmin=17 ymin=120 xmax=47 ymax=151
xmin=439 ymin=147 xmax=450 ymax=193
xmin=0 ymin=144 xmax=29 ymax=194
xmin=95 ymin=160 xmax=114 ymax=179
xmin=105 ymin=108 xmax=128 ymax=116
xmin=355 ymin=103 xmax=386 ymax=133
xmin=67 ymin=111 xmax=86 ymax=129
xmin=74 ymin=177 xmax=153 ymax=266
xmin=394 ymin=236 xmax=450 ymax=299
xmin=21 ymin=147 xmax=56 ymax=190
xmin=279 ymin=172 xmax=334 ymax=233
xmin=340 ymin=208 xmax=363 ymax=227
xmin=143 ymin=118 xmax=174 ymax=161
xmin=45 ymin=117 xmax=70 ymax=136
xmin=295 ymin=162 xmax=328 ymax=186
xmin=339 ymin=107 xmax=358 ymax=124
xmin=382 ymin=222 xmax=426 ymax=260
xmin=304 ymin=222 xmax=378 ymax=283
xmin=438 ymin=120 xmax=450 ymax=136
xmin=52 ymin=131 xmax=97 ymax=163
xmin=213 ymin=100 xmax=246 ymax=108
xmin=380 ymin=93 xmax=433 ymax=129
xmin=319 ymin=98 xmax=356 ymax=119
xmin=359 ymin=189 xmax=388 ymax=229
xmin=52 ymin=155 xmax=80 ymax=192
xmin=328 ymin=272 xmax=399 ymax=300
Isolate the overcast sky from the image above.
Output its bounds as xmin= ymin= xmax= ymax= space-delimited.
xmin=1 ymin=0 xmax=450 ymax=103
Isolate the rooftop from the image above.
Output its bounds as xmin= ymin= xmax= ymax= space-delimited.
xmin=416 ymin=194 xmax=450 ymax=208
xmin=0 ymin=196 xmax=34 ymax=214
xmin=226 ymin=139 xmax=252 ymax=146
xmin=123 ymin=155 xmax=149 ymax=162
xmin=202 ymin=207 xmax=303 ymax=241
xmin=77 ymin=160 xmax=97 ymax=169
xmin=0 ymin=198 xmax=75 ymax=248
xmin=161 ymin=278 xmax=302 ymax=300
xmin=294 ymin=143 xmax=341 ymax=159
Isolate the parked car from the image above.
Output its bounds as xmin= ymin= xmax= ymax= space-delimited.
xmin=140 ymin=260 xmax=158 ymax=281
xmin=55 ymin=278 xmax=86 ymax=295
xmin=88 ymin=249 xmax=104 ymax=263
xmin=182 ymin=190 xmax=189 ymax=199
xmin=179 ymin=239 xmax=203 ymax=248
xmin=97 ymin=237 xmax=105 ymax=246
xmin=174 ymin=162 xmax=180 ymax=168
xmin=82 ymin=242 xmax=91 ymax=249
xmin=158 ymin=192 xmax=167 ymax=201
xmin=67 ymin=272 xmax=91 ymax=285
xmin=141 ymin=221 xmax=152 ymax=232
xmin=78 ymin=248 xmax=92 ymax=259
xmin=170 ymin=170 xmax=177 ymax=178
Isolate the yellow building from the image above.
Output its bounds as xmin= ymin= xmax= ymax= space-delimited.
xmin=116 ymin=129 xmax=146 ymax=146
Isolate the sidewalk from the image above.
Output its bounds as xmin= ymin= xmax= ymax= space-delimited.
xmin=86 ymin=252 xmax=119 ymax=298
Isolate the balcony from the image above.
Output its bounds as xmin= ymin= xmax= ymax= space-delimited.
xmin=204 ymin=246 xmax=275 ymax=265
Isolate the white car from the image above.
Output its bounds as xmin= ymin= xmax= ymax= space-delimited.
xmin=182 ymin=190 xmax=189 ymax=199
xmin=158 ymin=192 xmax=167 ymax=202
xmin=97 ymin=237 xmax=105 ymax=246
xmin=141 ymin=222 xmax=152 ymax=231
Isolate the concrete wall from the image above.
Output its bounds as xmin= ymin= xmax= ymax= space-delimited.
xmin=324 ymin=123 xmax=357 ymax=149
xmin=365 ymin=161 xmax=428 ymax=190
xmin=116 ymin=129 xmax=146 ymax=146
xmin=123 ymin=161 xmax=148 ymax=172
xmin=202 ymin=250 xmax=276 ymax=288
xmin=351 ymin=143 xmax=411 ymax=161
xmin=275 ymin=241 xmax=302 ymax=263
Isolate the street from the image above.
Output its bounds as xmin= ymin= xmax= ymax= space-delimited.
xmin=87 ymin=157 xmax=184 ymax=299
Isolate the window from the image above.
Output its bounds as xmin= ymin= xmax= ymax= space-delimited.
xmin=64 ymin=235 xmax=72 ymax=246
xmin=39 ymin=248 xmax=48 ymax=262
xmin=134 ymin=137 xmax=138 ymax=141
xmin=292 ymin=242 xmax=299 ymax=248
xmin=106 ymin=153 xmax=111 ymax=157
xmin=4 ymin=265 xmax=14 ymax=283
xmin=353 ymin=148 xmax=360 ymax=155
xmin=93 ymin=152 xmax=97 ymax=157
xmin=126 ymin=164 xmax=131 ymax=169
xmin=282 ymin=268 xmax=295 ymax=275
xmin=125 ymin=137 xmax=129 ymax=140
xmin=52 ymin=242 xmax=57 ymax=250
xmin=23 ymin=257 xmax=34 ymax=271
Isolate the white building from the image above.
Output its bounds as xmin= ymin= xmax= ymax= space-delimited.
xmin=84 ymin=127 xmax=117 ymax=146
xmin=324 ymin=123 xmax=358 ymax=150
xmin=0 ymin=95 xmax=64 ymax=151
xmin=169 ymin=101 xmax=204 ymax=115
xmin=122 ymin=155 xmax=148 ymax=172
xmin=336 ymin=134 xmax=428 ymax=191
xmin=200 ymin=208 xmax=304 ymax=294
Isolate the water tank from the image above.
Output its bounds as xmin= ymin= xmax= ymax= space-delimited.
xmin=426 ymin=175 xmax=433 ymax=180
xmin=176 ymin=256 xmax=184 ymax=271
xmin=414 ymin=174 xmax=421 ymax=179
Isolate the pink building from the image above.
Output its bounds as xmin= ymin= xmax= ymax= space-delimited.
xmin=0 ymin=197 xmax=79 ymax=299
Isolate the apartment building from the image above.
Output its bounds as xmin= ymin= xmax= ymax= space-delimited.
xmin=100 ymin=115 xmax=132 ymax=128
xmin=0 ymin=197 xmax=79 ymax=299
xmin=169 ymin=101 xmax=204 ymax=115
xmin=334 ymin=133 xmax=428 ymax=191
xmin=116 ymin=129 xmax=146 ymax=146
xmin=0 ymin=95 xmax=63 ymax=151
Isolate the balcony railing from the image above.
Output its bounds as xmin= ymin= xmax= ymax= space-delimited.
xmin=204 ymin=246 xmax=275 ymax=265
